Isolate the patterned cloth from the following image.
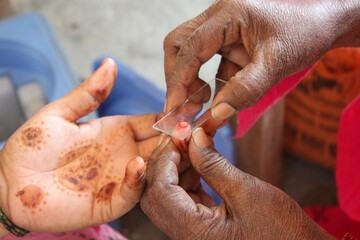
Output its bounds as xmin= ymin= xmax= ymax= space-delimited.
xmin=1 ymin=224 xmax=127 ymax=240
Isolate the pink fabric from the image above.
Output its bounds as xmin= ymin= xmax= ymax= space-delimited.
xmin=1 ymin=224 xmax=127 ymax=240
xmin=336 ymin=94 xmax=360 ymax=222
xmin=235 ymin=67 xmax=314 ymax=138
xmin=305 ymin=206 xmax=360 ymax=239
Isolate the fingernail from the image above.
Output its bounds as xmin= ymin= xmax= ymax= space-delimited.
xmin=192 ymin=128 xmax=210 ymax=148
xmin=135 ymin=157 xmax=146 ymax=183
xmin=212 ymin=103 xmax=236 ymax=120
xmin=110 ymin=58 xmax=118 ymax=77
xmin=138 ymin=170 xmax=146 ymax=183
xmin=100 ymin=58 xmax=117 ymax=75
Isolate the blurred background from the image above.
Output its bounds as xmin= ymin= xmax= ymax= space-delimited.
xmin=11 ymin=0 xmax=216 ymax=89
xmin=3 ymin=0 xmax=358 ymax=239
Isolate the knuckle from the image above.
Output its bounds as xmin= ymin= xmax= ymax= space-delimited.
xmin=163 ymin=25 xmax=189 ymax=52
xmin=229 ymin=71 xmax=268 ymax=110
xmin=198 ymin=151 xmax=227 ymax=177
xmin=163 ymin=30 xmax=176 ymax=50
xmin=177 ymin=36 xmax=204 ymax=66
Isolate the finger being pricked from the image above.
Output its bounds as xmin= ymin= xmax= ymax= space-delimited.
xmin=140 ymin=136 xmax=221 ymax=239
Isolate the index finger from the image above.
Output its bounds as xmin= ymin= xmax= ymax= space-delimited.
xmin=164 ymin=2 xmax=221 ymax=80
xmin=166 ymin=15 xmax=240 ymax=111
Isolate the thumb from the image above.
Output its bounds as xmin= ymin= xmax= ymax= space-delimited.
xmin=120 ymin=156 xmax=146 ymax=203
xmin=211 ymin=61 xmax=275 ymax=120
xmin=45 ymin=58 xmax=117 ymax=122
xmin=188 ymin=127 xmax=240 ymax=203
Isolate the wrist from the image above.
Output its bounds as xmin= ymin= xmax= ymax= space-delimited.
xmin=331 ymin=0 xmax=360 ymax=48
xmin=0 ymin=151 xmax=10 ymax=237
xmin=0 ymin=223 xmax=10 ymax=238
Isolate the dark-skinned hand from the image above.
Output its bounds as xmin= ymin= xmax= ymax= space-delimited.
xmin=164 ymin=0 xmax=360 ymax=120
xmin=141 ymin=128 xmax=336 ymax=240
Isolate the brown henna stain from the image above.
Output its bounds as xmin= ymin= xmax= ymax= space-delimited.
xmin=85 ymin=104 xmax=98 ymax=113
xmin=86 ymin=168 xmax=98 ymax=181
xmin=57 ymin=144 xmax=92 ymax=168
xmin=134 ymin=115 xmax=154 ymax=131
xmin=15 ymin=184 xmax=44 ymax=209
xmin=95 ymin=89 xmax=107 ymax=102
xmin=57 ymin=143 xmax=107 ymax=192
xmin=105 ymin=126 xmax=133 ymax=146
xmin=20 ymin=127 xmax=44 ymax=148
xmin=94 ymin=182 xmax=117 ymax=204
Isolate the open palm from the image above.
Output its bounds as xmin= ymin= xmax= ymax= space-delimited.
xmin=0 ymin=59 xmax=160 ymax=233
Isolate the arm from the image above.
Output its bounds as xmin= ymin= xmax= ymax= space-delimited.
xmin=0 ymin=168 xmax=9 ymax=237
xmin=0 ymin=225 xmax=10 ymax=238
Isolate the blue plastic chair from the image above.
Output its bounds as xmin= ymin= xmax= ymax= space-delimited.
xmin=0 ymin=13 xmax=95 ymax=149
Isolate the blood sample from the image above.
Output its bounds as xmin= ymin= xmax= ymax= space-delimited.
xmin=178 ymin=120 xmax=189 ymax=128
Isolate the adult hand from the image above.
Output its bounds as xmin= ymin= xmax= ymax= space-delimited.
xmin=0 ymin=58 xmax=160 ymax=234
xmin=141 ymin=128 xmax=336 ymax=240
xmin=164 ymin=0 xmax=360 ymax=120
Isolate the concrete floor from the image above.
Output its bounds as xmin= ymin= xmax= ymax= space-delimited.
xmin=10 ymin=0 xmax=218 ymax=89
xmin=4 ymin=0 xmax=338 ymax=239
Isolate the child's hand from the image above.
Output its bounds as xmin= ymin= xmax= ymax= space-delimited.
xmin=0 ymin=58 xmax=160 ymax=233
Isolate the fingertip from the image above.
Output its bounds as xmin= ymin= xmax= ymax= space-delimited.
xmin=125 ymin=156 xmax=146 ymax=187
xmin=136 ymin=156 xmax=146 ymax=181
xmin=105 ymin=57 xmax=118 ymax=78
xmin=120 ymin=157 xmax=145 ymax=204
xmin=102 ymin=58 xmax=118 ymax=79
